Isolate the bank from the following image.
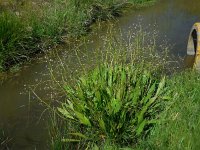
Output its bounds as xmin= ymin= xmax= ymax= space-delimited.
xmin=0 ymin=0 xmax=156 ymax=72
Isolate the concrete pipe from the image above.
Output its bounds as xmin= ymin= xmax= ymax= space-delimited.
xmin=187 ymin=23 xmax=200 ymax=69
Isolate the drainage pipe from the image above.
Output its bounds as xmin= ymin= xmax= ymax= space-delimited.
xmin=187 ymin=23 xmax=200 ymax=69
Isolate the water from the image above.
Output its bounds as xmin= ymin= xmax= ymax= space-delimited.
xmin=0 ymin=0 xmax=200 ymax=149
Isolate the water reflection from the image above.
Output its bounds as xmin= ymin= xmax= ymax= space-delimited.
xmin=184 ymin=55 xmax=195 ymax=68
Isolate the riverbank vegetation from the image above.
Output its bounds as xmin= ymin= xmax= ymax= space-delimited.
xmin=41 ymin=29 xmax=168 ymax=149
xmin=39 ymin=28 xmax=200 ymax=149
xmin=0 ymin=0 xmax=156 ymax=71
xmin=139 ymin=70 xmax=200 ymax=150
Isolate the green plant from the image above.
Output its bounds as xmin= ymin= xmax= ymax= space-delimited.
xmin=0 ymin=0 xmax=157 ymax=71
xmin=57 ymin=61 xmax=171 ymax=148
xmin=138 ymin=70 xmax=200 ymax=150
xmin=0 ymin=12 xmax=25 ymax=70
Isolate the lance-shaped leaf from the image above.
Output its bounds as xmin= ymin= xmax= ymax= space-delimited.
xmin=74 ymin=111 xmax=91 ymax=126
xmin=58 ymin=107 xmax=74 ymax=120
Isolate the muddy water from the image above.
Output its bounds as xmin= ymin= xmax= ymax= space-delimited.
xmin=0 ymin=0 xmax=200 ymax=149
xmin=118 ymin=0 xmax=200 ymax=56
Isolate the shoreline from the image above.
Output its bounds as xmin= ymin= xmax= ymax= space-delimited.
xmin=0 ymin=0 xmax=157 ymax=72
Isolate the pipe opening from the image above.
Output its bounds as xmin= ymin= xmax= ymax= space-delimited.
xmin=192 ymin=29 xmax=197 ymax=54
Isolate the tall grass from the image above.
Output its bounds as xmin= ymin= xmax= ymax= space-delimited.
xmin=138 ymin=70 xmax=200 ymax=150
xmin=0 ymin=0 xmax=156 ymax=71
xmin=0 ymin=12 xmax=26 ymax=71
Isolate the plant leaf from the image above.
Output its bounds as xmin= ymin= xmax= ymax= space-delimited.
xmin=99 ymin=118 xmax=106 ymax=131
xmin=111 ymin=98 xmax=122 ymax=114
xmin=62 ymin=139 xmax=80 ymax=142
xmin=141 ymin=81 xmax=156 ymax=104
xmin=136 ymin=120 xmax=147 ymax=136
xmin=155 ymin=77 xmax=165 ymax=96
xmin=69 ymin=132 xmax=88 ymax=139
xmin=74 ymin=111 xmax=91 ymax=126
xmin=57 ymin=107 xmax=74 ymax=120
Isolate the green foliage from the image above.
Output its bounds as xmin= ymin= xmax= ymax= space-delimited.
xmin=47 ymin=25 xmax=170 ymax=149
xmin=0 ymin=0 xmax=156 ymax=71
xmin=57 ymin=62 xmax=170 ymax=148
xmin=0 ymin=12 xmax=25 ymax=70
xmin=137 ymin=70 xmax=200 ymax=150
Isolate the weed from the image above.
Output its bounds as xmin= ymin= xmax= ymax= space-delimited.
xmin=58 ymin=62 xmax=171 ymax=148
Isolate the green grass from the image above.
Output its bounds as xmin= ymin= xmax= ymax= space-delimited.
xmin=137 ymin=70 xmax=200 ymax=150
xmin=0 ymin=0 xmax=157 ymax=71
xmin=0 ymin=12 xmax=26 ymax=71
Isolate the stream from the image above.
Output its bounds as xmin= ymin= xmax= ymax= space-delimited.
xmin=0 ymin=0 xmax=200 ymax=149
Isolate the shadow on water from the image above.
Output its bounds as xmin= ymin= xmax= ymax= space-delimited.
xmin=0 ymin=0 xmax=200 ymax=149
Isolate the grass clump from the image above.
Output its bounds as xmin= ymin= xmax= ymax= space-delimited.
xmin=0 ymin=12 xmax=27 ymax=71
xmin=56 ymin=62 xmax=170 ymax=148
